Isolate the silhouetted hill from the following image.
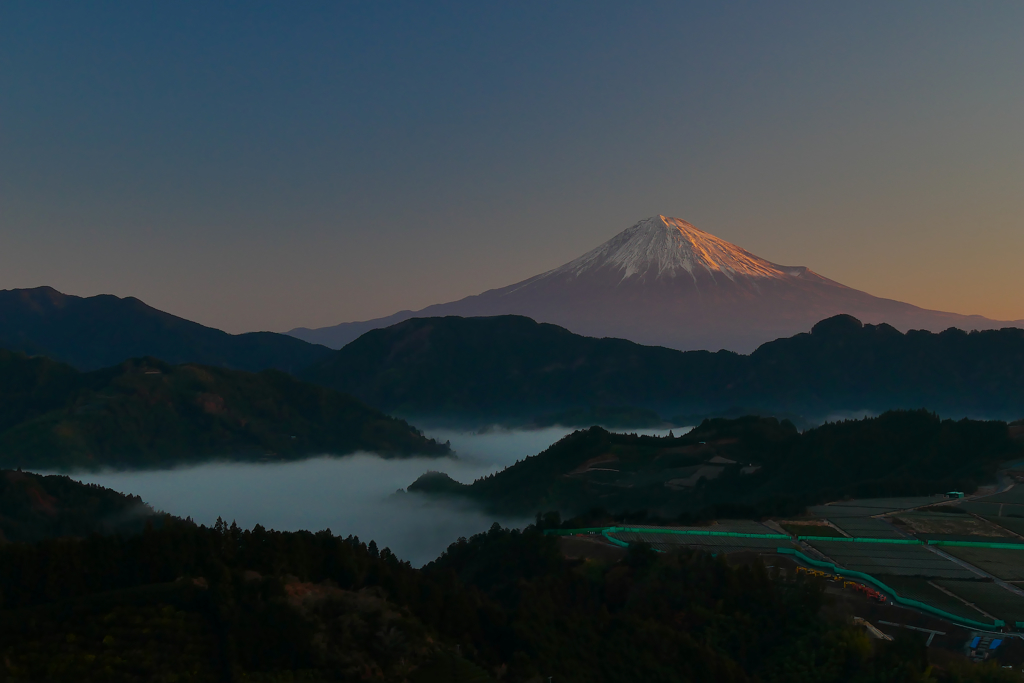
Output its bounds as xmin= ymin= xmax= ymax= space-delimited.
xmin=0 ymin=469 xmax=162 ymax=543
xmin=409 ymin=411 xmax=1022 ymax=518
xmin=0 ymin=286 xmax=332 ymax=372
xmin=0 ymin=349 xmax=448 ymax=470
xmin=303 ymin=314 xmax=1024 ymax=423
xmin=303 ymin=315 xmax=736 ymax=422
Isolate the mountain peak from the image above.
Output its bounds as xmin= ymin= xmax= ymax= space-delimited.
xmin=291 ymin=214 xmax=1022 ymax=354
xmin=549 ymin=215 xmax=801 ymax=282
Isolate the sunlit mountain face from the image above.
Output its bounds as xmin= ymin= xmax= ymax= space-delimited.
xmin=538 ymin=215 xmax=810 ymax=282
xmin=291 ymin=216 xmax=1021 ymax=353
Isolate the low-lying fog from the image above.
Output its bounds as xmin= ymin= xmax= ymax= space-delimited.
xmin=66 ymin=425 xmax=679 ymax=566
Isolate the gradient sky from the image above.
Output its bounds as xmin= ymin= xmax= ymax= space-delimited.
xmin=2 ymin=2 xmax=1022 ymax=333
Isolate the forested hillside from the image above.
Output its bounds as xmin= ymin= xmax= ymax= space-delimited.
xmin=0 ymin=469 xmax=161 ymax=543
xmin=410 ymin=411 xmax=1023 ymax=518
xmin=0 ymin=349 xmax=448 ymax=471
xmin=304 ymin=314 xmax=1024 ymax=424
xmin=0 ymin=518 xmax=1008 ymax=682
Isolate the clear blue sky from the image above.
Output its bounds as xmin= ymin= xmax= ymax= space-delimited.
xmin=2 ymin=2 xmax=1022 ymax=332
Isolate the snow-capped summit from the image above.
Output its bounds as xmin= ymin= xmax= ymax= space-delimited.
xmin=503 ymin=215 xmax=843 ymax=304
xmin=291 ymin=215 xmax=1020 ymax=353
xmin=543 ymin=215 xmax=804 ymax=282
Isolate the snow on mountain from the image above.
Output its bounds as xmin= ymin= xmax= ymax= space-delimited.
xmin=547 ymin=215 xmax=797 ymax=282
xmin=290 ymin=216 xmax=1022 ymax=352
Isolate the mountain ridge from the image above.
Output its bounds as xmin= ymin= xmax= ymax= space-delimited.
xmin=301 ymin=313 xmax=1024 ymax=425
xmin=290 ymin=216 xmax=1022 ymax=352
xmin=0 ymin=286 xmax=333 ymax=372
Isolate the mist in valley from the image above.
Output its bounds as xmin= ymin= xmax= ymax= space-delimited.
xmin=66 ymin=425 xmax=680 ymax=566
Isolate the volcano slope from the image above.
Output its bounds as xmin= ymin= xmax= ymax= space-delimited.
xmin=291 ymin=215 xmax=1022 ymax=353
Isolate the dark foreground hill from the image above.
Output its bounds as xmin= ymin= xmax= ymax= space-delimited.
xmin=304 ymin=314 xmax=1024 ymax=424
xmin=0 ymin=515 xmax=1001 ymax=682
xmin=0 ymin=349 xmax=448 ymax=470
xmin=409 ymin=411 xmax=1023 ymax=518
xmin=0 ymin=286 xmax=332 ymax=372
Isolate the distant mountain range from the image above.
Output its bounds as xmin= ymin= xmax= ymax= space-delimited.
xmin=289 ymin=216 xmax=1023 ymax=352
xmin=0 ymin=286 xmax=332 ymax=372
xmin=0 ymin=349 xmax=448 ymax=471
xmin=5 ymin=281 xmax=1023 ymax=434
xmin=302 ymin=314 xmax=1024 ymax=424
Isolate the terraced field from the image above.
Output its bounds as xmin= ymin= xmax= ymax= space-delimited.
xmin=892 ymin=511 xmax=1013 ymax=540
xmin=643 ymin=540 xmax=789 ymax=554
xmin=974 ymin=487 xmax=1024 ymax=505
xmin=806 ymin=540 xmax=976 ymax=579
xmin=624 ymin=521 xmax=777 ymax=534
xmin=939 ymin=545 xmax=1024 ymax=581
xmin=809 ymin=496 xmax=947 ymax=518
xmin=960 ymin=501 xmax=1024 ymax=517
xmin=557 ymin=485 xmax=1024 ymax=630
xmin=936 ymin=580 xmax=1024 ymax=624
xmin=986 ymin=515 xmax=1024 ymax=537
xmin=780 ymin=523 xmax=845 ymax=538
xmin=878 ymin=576 xmax=990 ymax=622
xmin=828 ymin=517 xmax=905 ymax=539
xmin=607 ymin=529 xmax=791 ymax=555
xmin=809 ymin=505 xmax=889 ymax=518
xmin=809 ymin=497 xmax=947 ymax=539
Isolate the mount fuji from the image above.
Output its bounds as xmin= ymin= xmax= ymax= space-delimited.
xmin=291 ymin=216 xmax=1022 ymax=352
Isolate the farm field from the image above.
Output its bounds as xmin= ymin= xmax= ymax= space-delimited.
xmin=807 ymin=499 xmax=936 ymax=538
xmin=623 ymin=521 xmax=777 ymax=534
xmin=976 ymin=487 xmax=1024 ymax=505
xmin=827 ymin=517 xmax=905 ymax=539
xmin=984 ymin=515 xmax=1024 ymax=537
xmin=960 ymin=501 xmax=1024 ymax=517
xmin=779 ymin=522 xmax=846 ymax=538
xmin=808 ymin=505 xmax=888 ymax=518
xmin=939 ymin=545 xmax=1024 ymax=581
xmin=891 ymin=511 xmax=1013 ymax=539
xmin=809 ymin=497 xmax=947 ymax=518
xmin=806 ymin=540 xmax=976 ymax=579
xmin=936 ymin=580 xmax=1024 ymax=624
xmin=644 ymin=541 xmax=789 ymax=554
xmin=555 ymin=485 xmax=1024 ymax=631
xmin=878 ymin=576 xmax=990 ymax=622
xmin=607 ymin=529 xmax=790 ymax=554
